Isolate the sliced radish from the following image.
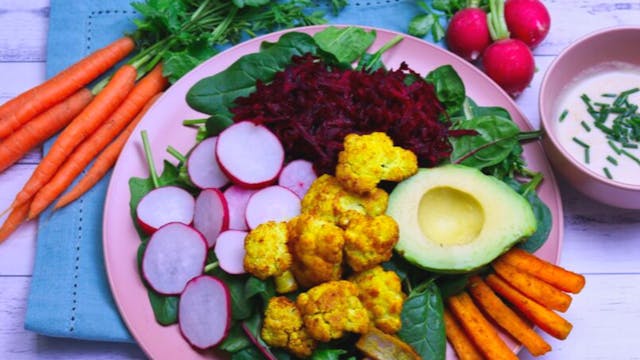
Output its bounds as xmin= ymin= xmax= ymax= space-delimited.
xmin=245 ymin=186 xmax=301 ymax=229
xmin=223 ymin=185 xmax=258 ymax=231
xmin=187 ymin=137 xmax=229 ymax=189
xmin=142 ymin=223 xmax=207 ymax=295
xmin=136 ymin=186 xmax=195 ymax=234
xmin=214 ymin=230 xmax=248 ymax=275
xmin=216 ymin=121 xmax=284 ymax=188
xmin=193 ymin=188 xmax=229 ymax=248
xmin=278 ymin=159 xmax=317 ymax=199
xmin=179 ymin=275 xmax=231 ymax=349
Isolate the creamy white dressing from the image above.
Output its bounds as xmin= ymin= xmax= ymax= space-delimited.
xmin=553 ymin=64 xmax=640 ymax=186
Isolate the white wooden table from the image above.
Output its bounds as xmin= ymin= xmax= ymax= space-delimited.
xmin=1 ymin=1 xmax=639 ymax=359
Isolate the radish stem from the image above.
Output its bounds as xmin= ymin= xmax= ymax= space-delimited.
xmin=141 ymin=130 xmax=160 ymax=189
xmin=166 ymin=145 xmax=187 ymax=163
xmin=204 ymin=261 xmax=219 ymax=273
xmin=488 ymin=0 xmax=510 ymax=40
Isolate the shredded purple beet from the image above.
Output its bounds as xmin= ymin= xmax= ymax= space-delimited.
xmin=231 ymin=54 xmax=467 ymax=175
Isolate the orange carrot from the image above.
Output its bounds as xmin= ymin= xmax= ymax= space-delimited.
xmin=443 ymin=307 xmax=484 ymax=360
xmin=0 ymin=89 xmax=94 ymax=173
xmin=28 ymin=65 xmax=167 ymax=218
xmin=447 ymin=291 xmax=518 ymax=360
xmin=0 ymin=37 xmax=135 ymax=139
xmin=493 ymin=259 xmax=572 ymax=312
xmin=54 ymin=92 xmax=163 ymax=210
xmin=9 ymin=64 xmax=138 ymax=211
xmin=499 ymin=248 xmax=586 ymax=294
xmin=0 ymin=201 xmax=30 ymax=244
xmin=485 ymin=274 xmax=573 ymax=340
xmin=468 ymin=276 xmax=551 ymax=356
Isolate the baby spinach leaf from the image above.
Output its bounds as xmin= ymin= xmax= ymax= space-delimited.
xmin=186 ymin=32 xmax=318 ymax=117
xmin=231 ymin=346 xmax=264 ymax=360
xmin=311 ymin=349 xmax=348 ymax=360
xmin=503 ymin=177 xmax=553 ymax=253
xmin=313 ymin=26 xmax=376 ymax=65
xmin=398 ymin=280 xmax=446 ymax=360
xmin=426 ymin=65 xmax=465 ymax=115
xmin=450 ymin=115 xmax=521 ymax=169
xmin=219 ymin=322 xmax=252 ymax=353
xmin=147 ymin=289 xmax=179 ymax=325
xmin=244 ymin=276 xmax=276 ymax=304
xmin=437 ymin=274 xmax=469 ymax=299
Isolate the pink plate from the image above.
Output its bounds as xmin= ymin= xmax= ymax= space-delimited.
xmin=103 ymin=25 xmax=563 ymax=360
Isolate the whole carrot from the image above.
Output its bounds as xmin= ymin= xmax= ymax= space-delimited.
xmin=9 ymin=64 xmax=138 ymax=211
xmin=0 ymin=37 xmax=135 ymax=139
xmin=29 ymin=65 xmax=167 ymax=218
xmin=54 ymin=92 xmax=163 ymax=210
xmin=0 ymin=89 xmax=94 ymax=173
xmin=0 ymin=201 xmax=30 ymax=244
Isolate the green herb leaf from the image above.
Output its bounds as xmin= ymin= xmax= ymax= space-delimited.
xmin=313 ymin=26 xmax=376 ymax=64
xmin=398 ymin=280 xmax=446 ymax=360
xmin=232 ymin=0 xmax=270 ymax=8
xmin=408 ymin=13 xmax=436 ymax=37
xmin=426 ymin=65 xmax=466 ymax=115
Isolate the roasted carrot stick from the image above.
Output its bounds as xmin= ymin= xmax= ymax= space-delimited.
xmin=0 ymin=201 xmax=30 ymax=244
xmin=443 ymin=307 xmax=484 ymax=360
xmin=447 ymin=291 xmax=518 ymax=360
xmin=54 ymin=92 xmax=163 ymax=210
xmin=499 ymin=248 xmax=586 ymax=294
xmin=468 ymin=276 xmax=551 ymax=356
xmin=28 ymin=65 xmax=167 ymax=218
xmin=0 ymin=37 xmax=135 ymax=139
xmin=0 ymin=89 xmax=94 ymax=173
xmin=493 ymin=259 xmax=572 ymax=312
xmin=485 ymin=274 xmax=573 ymax=340
xmin=8 ymin=64 xmax=138 ymax=211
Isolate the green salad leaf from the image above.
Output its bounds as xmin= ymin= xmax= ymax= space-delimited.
xmin=398 ymin=280 xmax=446 ymax=360
xmin=426 ymin=64 xmax=466 ymax=115
xmin=313 ymin=26 xmax=376 ymax=65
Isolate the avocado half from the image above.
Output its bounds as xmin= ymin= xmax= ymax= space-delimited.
xmin=387 ymin=164 xmax=536 ymax=273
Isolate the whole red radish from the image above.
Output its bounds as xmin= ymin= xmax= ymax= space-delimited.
xmin=505 ymin=0 xmax=550 ymax=48
xmin=445 ymin=8 xmax=492 ymax=61
xmin=483 ymin=0 xmax=535 ymax=97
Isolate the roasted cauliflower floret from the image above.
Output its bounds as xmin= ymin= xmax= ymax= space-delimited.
xmin=261 ymin=296 xmax=317 ymax=358
xmin=296 ymin=280 xmax=370 ymax=342
xmin=343 ymin=213 xmax=399 ymax=272
xmin=336 ymin=132 xmax=418 ymax=194
xmin=350 ymin=266 xmax=406 ymax=334
xmin=244 ymin=221 xmax=291 ymax=278
xmin=301 ymin=174 xmax=388 ymax=224
xmin=287 ymin=214 xmax=344 ymax=288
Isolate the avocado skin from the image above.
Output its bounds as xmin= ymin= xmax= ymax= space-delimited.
xmin=387 ymin=165 xmax=536 ymax=273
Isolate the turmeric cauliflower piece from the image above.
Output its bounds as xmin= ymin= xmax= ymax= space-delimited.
xmin=261 ymin=296 xmax=317 ymax=358
xmin=244 ymin=221 xmax=291 ymax=280
xmin=296 ymin=280 xmax=370 ymax=342
xmin=350 ymin=266 xmax=406 ymax=334
xmin=343 ymin=213 xmax=399 ymax=272
xmin=287 ymin=214 xmax=344 ymax=288
xmin=301 ymin=174 xmax=388 ymax=224
xmin=336 ymin=132 xmax=418 ymax=194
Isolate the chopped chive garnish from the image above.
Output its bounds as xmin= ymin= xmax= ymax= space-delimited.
xmin=603 ymin=167 xmax=613 ymax=179
xmin=584 ymin=148 xmax=590 ymax=164
xmin=559 ymin=109 xmax=568 ymax=122
xmin=621 ymin=149 xmax=640 ymax=166
xmin=622 ymin=143 xmax=639 ymax=149
xmin=606 ymin=155 xmax=618 ymax=166
xmin=602 ymin=93 xmax=617 ymax=98
xmin=580 ymin=121 xmax=592 ymax=132
xmin=572 ymin=137 xmax=590 ymax=148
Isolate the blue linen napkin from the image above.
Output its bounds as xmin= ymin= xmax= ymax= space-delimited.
xmin=25 ymin=0 xmax=434 ymax=343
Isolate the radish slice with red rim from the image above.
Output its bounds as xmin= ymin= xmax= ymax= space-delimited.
xmin=193 ymin=188 xmax=229 ymax=248
xmin=141 ymin=223 xmax=207 ymax=295
xmin=187 ymin=137 xmax=229 ymax=189
xmin=216 ymin=121 xmax=284 ymax=188
xmin=278 ymin=159 xmax=317 ymax=199
xmin=245 ymin=185 xmax=301 ymax=229
xmin=214 ymin=230 xmax=248 ymax=275
xmin=136 ymin=186 xmax=195 ymax=234
xmin=179 ymin=275 xmax=231 ymax=349
xmin=223 ymin=185 xmax=257 ymax=231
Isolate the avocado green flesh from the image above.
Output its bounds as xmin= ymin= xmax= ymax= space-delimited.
xmin=387 ymin=165 xmax=536 ymax=273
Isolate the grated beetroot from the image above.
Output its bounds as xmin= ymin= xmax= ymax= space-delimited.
xmin=231 ymin=54 xmax=466 ymax=175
